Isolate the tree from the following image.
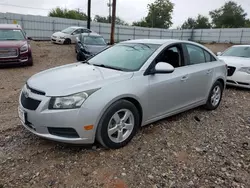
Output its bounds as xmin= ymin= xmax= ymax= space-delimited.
xmin=48 ymin=7 xmax=88 ymax=20
xmin=182 ymin=15 xmax=211 ymax=29
xmin=245 ymin=19 xmax=250 ymax=27
xmin=132 ymin=0 xmax=174 ymax=28
xmin=181 ymin=18 xmax=197 ymax=29
xmin=209 ymin=1 xmax=248 ymax=28
xmin=94 ymin=15 xmax=128 ymax=25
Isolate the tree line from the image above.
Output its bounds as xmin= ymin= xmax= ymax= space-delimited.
xmin=48 ymin=0 xmax=250 ymax=29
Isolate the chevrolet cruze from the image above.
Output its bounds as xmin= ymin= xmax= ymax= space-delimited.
xmin=18 ymin=39 xmax=227 ymax=149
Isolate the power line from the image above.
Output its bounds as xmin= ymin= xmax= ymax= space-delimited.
xmin=0 ymin=3 xmax=51 ymax=11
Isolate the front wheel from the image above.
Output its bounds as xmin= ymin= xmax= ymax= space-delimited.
xmin=97 ymin=100 xmax=140 ymax=149
xmin=64 ymin=38 xmax=71 ymax=45
xmin=204 ymin=81 xmax=223 ymax=110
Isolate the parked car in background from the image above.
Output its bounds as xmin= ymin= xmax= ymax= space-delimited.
xmin=0 ymin=24 xmax=33 ymax=66
xmin=75 ymin=33 xmax=108 ymax=61
xmin=217 ymin=45 xmax=250 ymax=89
xmin=51 ymin=26 xmax=95 ymax=44
xmin=18 ymin=39 xmax=227 ymax=149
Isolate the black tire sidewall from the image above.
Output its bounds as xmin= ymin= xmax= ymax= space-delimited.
xmin=76 ymin=53 xmax=81 ymax=61
xmin=97 ymin=100 xmax=140 ymax=149
xmin=64 ymin=39 xmax=71 ymax=45
xmin=205 ymin=81 xmax=223 ymax=110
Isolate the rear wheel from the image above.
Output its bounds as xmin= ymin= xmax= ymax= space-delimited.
xmin=64 ymin=38 xmax=71 ymax=45
xmin=97 ymin=100 xmax=140 ymax=149
xmin=204 ymin=81 xmax=223 ymax=110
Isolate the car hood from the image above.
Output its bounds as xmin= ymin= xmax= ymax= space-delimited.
xmin=0 ymin=40 xmax=27 ymax=48
xmin=52 ymin=32 xmax=69 ymax=38
xmin=218 ymin=56 xmax=250 ymax=67
xmin=27 ymin=63 xmax=133 ymax=96
xmin=85 ymin=45 xmax=107 ymax=54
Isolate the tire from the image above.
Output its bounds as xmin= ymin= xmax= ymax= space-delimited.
xmin=204 ymin=81 xmax=223 ymax=110
xmin=97 ymin=100 xmax=140 ymax=149
xmin=26 ymin=57 xmax=33 ymax=66
xmin=64 ymin=38 xmax=71 ymax=45
xmin=76 ymin=53 xmax=82 ymax=61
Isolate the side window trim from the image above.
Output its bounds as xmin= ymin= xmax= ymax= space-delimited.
xmin=144 ymin=42 xmax=185 ymax=76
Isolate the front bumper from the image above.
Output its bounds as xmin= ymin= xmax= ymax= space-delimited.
xmin=51 ymin=37 xmax=65 ymax=44
xmin=227 ymin=71 xmax=250 ymax=89
xmin=0 ymin=54 xmax=32 ymax=66
xmin=18 ymin=85 xmax=98 ymax=144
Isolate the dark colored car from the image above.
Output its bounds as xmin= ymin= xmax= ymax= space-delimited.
xmin=0 ymin=24 xmax=33 ymax=66
xmin=75 ymin=33 xmax=108 ymax=61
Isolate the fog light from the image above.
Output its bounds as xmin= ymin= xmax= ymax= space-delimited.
xmin=84 ymin=125 xmax=94 ymax=130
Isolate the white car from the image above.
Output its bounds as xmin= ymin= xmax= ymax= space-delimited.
xmin=51 ymin=26 xmax=95 ymax=44
xmin=218 ymin=45 xmax=250 ymax=89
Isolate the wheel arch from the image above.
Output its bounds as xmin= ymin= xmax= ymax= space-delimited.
xmin=95 ymin=94 xmax=144 ymax=132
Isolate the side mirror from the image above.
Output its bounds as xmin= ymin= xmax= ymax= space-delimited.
xmin=152 ymin=62 xmax=175 ymax=74
xmin=27 ymin=37 xmax=32 ymax=40
xmin=217 ymin=52 xmax=222 ymax=56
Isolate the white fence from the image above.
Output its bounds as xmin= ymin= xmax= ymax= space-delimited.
xmin=0 ymin=12 xmax=250 ymax=44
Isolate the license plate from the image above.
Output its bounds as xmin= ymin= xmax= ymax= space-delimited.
xmin=18 ymin=107 xmax=25 ymax=123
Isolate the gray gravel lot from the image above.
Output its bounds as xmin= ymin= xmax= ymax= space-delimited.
xmin=0 ymin=42 xmax=249 ymax=188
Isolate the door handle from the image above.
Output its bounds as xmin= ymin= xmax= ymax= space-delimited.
xmin=206 ymin=69 xmax=213 ymax=74
xmin=181 ymin=75 xmax=189 ymax=81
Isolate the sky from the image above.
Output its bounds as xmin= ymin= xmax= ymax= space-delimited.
xmin=0 ymin=0 xmax=250 ymax=28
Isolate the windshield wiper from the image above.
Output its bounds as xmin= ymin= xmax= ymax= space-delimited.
xmin=92 ymin=64 xmax=123 ymax=71
xmin=6 ymin=39 xmax=18 ymax=40
xmin=81 ymin=60 xmax=90 ymax=64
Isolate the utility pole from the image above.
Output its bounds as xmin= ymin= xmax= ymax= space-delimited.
xmin=87 ymin=0 xmax=91 ymax=29
xmin=107 ymin=0 xmax=112 ymax=23
xmin=110 ymin=0 xmax=116 ymax=45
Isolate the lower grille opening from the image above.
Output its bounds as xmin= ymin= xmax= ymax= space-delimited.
xmin=48 ymin=127 xmax=80 ymax=138
xmin=238 ymin=82 xmax=250 ymax=86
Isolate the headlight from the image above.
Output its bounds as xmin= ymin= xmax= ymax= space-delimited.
xmin=20 ymin=43 xmax=28 ymax=54
xmin=49 ymin=89 xmax=100 ymax=109
xmin=60 ymin=37 xmax=65 ymax=39
xmin=239 ymin=67 xmax=250 ymax=74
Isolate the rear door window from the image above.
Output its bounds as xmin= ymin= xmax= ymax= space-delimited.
xmin=185 ymin=44 xmax=206 ymax=65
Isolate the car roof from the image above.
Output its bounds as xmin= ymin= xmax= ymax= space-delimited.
xmin=81 ymin=33 xmax=102 ymax=37
xmin=121 ymin=39 xmax=204 ymax=46
xmin=0 ymin=24 xmax=22 ymax=29
xmin=232 ymin=45 xmax=250 ymax=47
xmin=68 ymin=26 xmax=87 ymax=29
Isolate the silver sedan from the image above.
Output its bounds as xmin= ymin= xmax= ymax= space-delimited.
xmin=18 ymin=39 xmax=227 ymax=149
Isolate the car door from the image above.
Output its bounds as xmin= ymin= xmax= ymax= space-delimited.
xmin=178 ymin=43 xmax=215 ymax=107
xmin=147 ymin=44 xmax=191 ymax=120
xmin=71 ymin=29 xmax=82 ymax=43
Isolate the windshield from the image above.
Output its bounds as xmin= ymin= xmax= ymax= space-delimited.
xmin=61 ymin=27 xmax=75 ymax=34
xmin=88 ymin=43 xmax=160 ymax=71
xmin=222 ymin=46 xmax=250 ymax=58
xmin=0 ymin=29 xmax=25 ymax=41
xmin=83 ymin=36 xmax=106 ymax=45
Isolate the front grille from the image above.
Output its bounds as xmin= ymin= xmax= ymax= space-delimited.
xmin=227 ymin=66 xmax=236 ymax=76
xmin=27 ymin=84 xmax=46 ymax=95
xmin=21 ymin=92 xmax=41 ymax=110
xmin=48 ymin=127 xmax=80 ymax=138
xmin=0 ymin=48 xmax=18 ymax=58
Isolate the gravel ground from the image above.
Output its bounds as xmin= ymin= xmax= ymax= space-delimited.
xmin=0 ymin=42 xmax=250 ymax=188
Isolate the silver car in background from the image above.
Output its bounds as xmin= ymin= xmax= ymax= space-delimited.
xmin=18 ymin=39 xmax=227 ymax=149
